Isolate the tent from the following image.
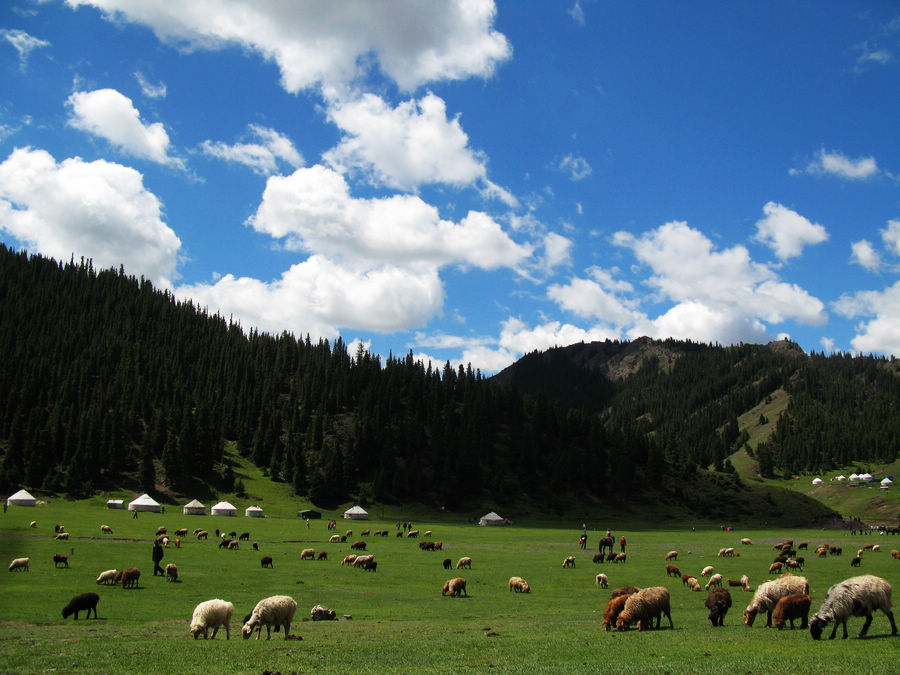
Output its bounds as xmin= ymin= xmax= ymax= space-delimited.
xmin=881 ymin=477 xmax=893 ymax=487
xmin=7 ymin=489 xmax=37 ymax=507
xmin=298 ymin=509 xmax=321 ymax=520
xmin=343 ymin=505 xmax=369 ymax=520
xmin=811 ymin=478 xmax=823 ymax=485
xmin=211 ymin=501 xmax=237 ymax=516
xmin=182 ymin=499 xmax=206 ymax=515
xmin=106 ymin=499 xmax=125 ymax=509
xmin=835 ymin=475 xmax=846 ymax=482
xmin=849 ymin=473 xmax=860 ymax=482
xmin=128 ymin=493 xmax=161 ymax=513
xmin=245 ymin=505 xmax=264 ymax=518
xmin=861 ymin=473 xmax=874 ymax=482
xmin=478 ymin=511 xmax=507 ymax=526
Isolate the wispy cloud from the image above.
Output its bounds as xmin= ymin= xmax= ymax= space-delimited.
xmin=791 ymin=148 xmax=879 ymax=180
xmin=201 ymin=124 xmax=304 ymax=176
xmin=568 ymin=1 xmax=585 ymax=26
xmin=1 ymin=28 xmax=49 ymax=68
xmin=557 ymin=153 xmax=592 ymax=181
xmin=134 ymin=71 xmax=167 ymax=99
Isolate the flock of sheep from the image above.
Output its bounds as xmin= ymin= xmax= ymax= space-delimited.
xmin=7 ymin=517 xmax=899 ymax=643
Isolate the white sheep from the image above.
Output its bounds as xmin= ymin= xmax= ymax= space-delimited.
xmin=95 ymin=569 xmax=117 ymax=584
xmin=740 ymin=538 xmax=753 ymax=545
xmin=242 ymin=595 xmax=297 ymax=640
xmin=743 ymin=575 xmax=809 ymax=627
xmin=54 ymin=532 xmax=69 ymax=540
xmin=8 ymin=557 xmax=29 ymax=572
xmin=809 ymin=574 xmax=897 ymax=639
xmin=509 ymin=576 xmax=530 ymax=593
xmin=740 ymin=574 xmax=752 ymax=592
xmin=616 ymin=586 xmax=673 ymax=631
xmin=596 ymin=573 xmax=609 ymax=588
xmin=190 ymin=599 xmax=234 ymax=639
xmin=705 ymin=573 xmax=724 ymax=590
xmin=700 ymin=565 xmax=714 ymax=577
xmin=687 ymin=577 xmax=702 ymax=592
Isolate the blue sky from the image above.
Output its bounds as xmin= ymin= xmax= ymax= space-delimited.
xmin=1 ymin=1 xmax=898 ymax=373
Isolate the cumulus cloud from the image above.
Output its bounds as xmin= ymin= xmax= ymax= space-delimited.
xmin=557 ymin=153 xmax=592 ymax=181
xmin=626 ymin=301 xmax=769 ymax=346
xmin=324 ymin=91 xmax=502 ymax=194
xmin=753 ymin=201 xmax=828 ymax=261
xmin=881 ymin=219 xmax=900 ymax=257
xmin=66 ymin=0 xmax=511 ymax=93
xmin=851 ymin=239 xmax=881 ymax=272
xmin=248 ymin=164 xmax=531 ymax=269
xmin=201 ymin=124 xmax=304 ymax=175
xmin=833 ymin=282 xmax=900 ymax=356
xmin=548 ymin=267 xmax=638 ymax=327
xmin=0 ymin=147 xmax=180 ymax=287
xmin=1 ymin=28 xmax=49 ymax=68
xmin=66 ymin=89 xmax=184 ymax=168
xmin=792 ymin=148 xmax=879 ymax=180
xmin=134 ymin=71 xmax=167 ymax=98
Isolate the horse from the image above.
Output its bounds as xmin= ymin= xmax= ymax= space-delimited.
xmin=599 ymin=536 xmax=614 ymax=555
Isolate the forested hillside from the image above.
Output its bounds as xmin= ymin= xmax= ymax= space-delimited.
xmin=1 ymin=245 xmax=895 ymax=516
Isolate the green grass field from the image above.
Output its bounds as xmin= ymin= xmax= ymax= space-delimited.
xmin=1 ymin=499 xmax=898 ymax=674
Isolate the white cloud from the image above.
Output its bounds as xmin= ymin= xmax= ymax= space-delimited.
xmin=881 ymin=219 xmax=900 ymax=257
xmin=753 ymin=201 xmax=828 ymax=261
xmin=568 ymin=2 xmax=585 ymax=26
xmin=66 ymin=89 xmax=185 ymax=169
xmin=540 ymin=231 xmax=574 ymax=271
xmin=0 ymin=28 xmax=49 ymax=68
xmin=613 ymin=219 xmax=826 ymax=341
xmin=833 ymin=282 xmax=900 ymax=356
xmin=177 ymin=255 xmax=443 ymax=337
xmin=557 ymin=153 xmax=592 ymax=181
xmin=820 ymin=337 xmax=836 ymax=354
xmin=851 ymin=239 xmax=881 ymax=271
xmin=67 ymin=0 xmax=511 ymax=93
xmin=248 ymin=164 xmax=531 ymax=269
xmin=201 ymin=124 xmax=304 ymax=176
xmin=793 ymin=148 xmax=879 ymax=180
xmin=0 ymin=147 xmax=180 ymax=288
xmin=548 ymin=267 xmax=638 ymax=327
xmin=134 ymin=71 xmax=167 ymax=98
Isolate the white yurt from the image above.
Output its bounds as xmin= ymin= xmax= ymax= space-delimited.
xmin=849 ymin=473 xmax=860 ymax=482
xmin=7 ymin=489 xmax=37 ymax=506
xmin=880 ymin=477 xmax=893 ymax=488
xmin=245 ymin=505 xmax=264 ymax=518
xmin=211 ymin=500 xmax=237 ymax=517
xmin=836 ymin=475 xmax=846 ymax=482
xmin=811 ymin=478 xmax=823 ymax=486
xmin=182 ymin=499 xmax=206 ymax=515
xmin=861 ymin=473 xmax=874 ymax=482
xmin=106 ymin=499 xmax=125 ymax=509
xmin=478 ymin=511 xmax=506 ymax=526
xmin=128 ymin=493 xmax=161 ymax=513
xmin=343 ymin=505 xmax=369 ymax=520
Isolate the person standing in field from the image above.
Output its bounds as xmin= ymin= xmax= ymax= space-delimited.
xmin=152 ymin=541 xmax=165 ymax=576
xmin=620 ymin=535 xmax=626 ymax=553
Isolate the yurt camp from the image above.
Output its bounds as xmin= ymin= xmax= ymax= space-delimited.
xmin=343 ymin=505 xmax=369 ymax=520
xmin=182 ymin=499 xmax=206 ymax=515
xmin=7 ymin=489 xmax=37 ymax=507
xmin=211 ymin=500 xmax=237 ymax=516
xmin=128 ymin=493 xmax=161 ymax=513
xmin=245 ymin=504 xmax=264 ymax=518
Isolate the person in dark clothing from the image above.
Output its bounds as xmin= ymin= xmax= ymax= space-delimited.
xmin=152 ymin=542 xmax=165 ymax=576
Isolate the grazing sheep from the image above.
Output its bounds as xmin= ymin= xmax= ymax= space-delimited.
xmin=596 ymin=573 xmax=609 ymax=588
xmin=156 ymin=526 xmax=166 ymax=536
xmin=665 ymin=551 xmax=678 ymax=561
xmin=727 ymin=579 xmax=743 ymax=588
xmin=741 ymin=538 xmax=753 ymax=545
xmin=329 ymin=534 xmax=341 ymax=543
xmin=603 ymin=594 xmax=631 ymax=631
xmin=443 ymin=558 xmax=452 ymax=570
xmin=96 ymin=569 xmax=117 ymax=584
xmin=345 ymin=530 xmax=353 ymax=538
xmin=457 ymin=557 xmax=472 ymax=569
xmin=772 ymin=593 xmax=811 ymax=630
xmin=701 ymin=566 xmax=714 ymax=577
xmin=509 ymin=576 xmax=531 ymax=593
xmin=740 ymin=574 xmax=752 ymax=592
xmin=610 ymin=585 xmax=641 ymax=599
xmin=316 ymin=551 xmax=328 ymax=561
xmin=29 ymin=521 xmax=37 ymax=528
xmin=242 ymin=595 xmax=297 ymax=640
xmin=785 ymin=558 xmax=803 ymax=571
xmin=743 ymin=575 xmax=809 ymax=627
xmin=341 ymin=555 xmax=358 ymax=566
xmin=593 ymin=552 xmax=605 ymax=564
xmin=616 ymin=587 xmax=673 ymax=631
xmin=62 ymin=592 xmax=99 ymax=620
xmin=687 ymin=577 xmax=702 ymax=592
xmin=891 ymin=550 xmax=899 ymax=560
xmin=705 ymin=573 xmax=724 ymax=591
xmin=120 ymin=567 xmax=141 ymax=589
xmin=441 ymin=577 xmax=467 ymax=597
xmin=419 ymin=541 xmax=435 ymax=551
xmin=681 ymin=573 xmax=695 ymax=585
xmin=174 ymin=528 xmax=188 ymax=537
xmin=562 ymin=556 xmax=576 ymax=568
xmin=252 ymin=542 xmax=259 ymax=551
xmin=407 ymin=530 xmax=419 ymax=538
xmin=196 ymin=530 xmax=208 ymax=540
xmin=797 ymin=542 xmax=808 ymax=550
xmin=300 ymin=548 xmax=316 ymax=560
xmin=8 ymin=557 xmax=29 ymax=572
xmin=769 ymin=562 xmax=784 ymax=574
xmin=226 ymin=540 xmax=239 ymax=550
xmin=666 ymin=564 xmax=681 ymax=578
xmin=717 ymin=547 xmax=728 ymax=557
xmin=850 ymin=556 xmax=862 ymax=567
xmin=53 ymin=554 xmax=69 ymax=568
xmin=433 ymin=541 xmax=443 ymax=550
xmin=190 ymin=599 xmax=234 ymax=640
xmin=364 ymin=560 xmax=377 ymax=572
xmin=362 ymin=529 xmax=372 ymax=536
xmin=165 ymin=563 xmax=178 ymax=582
xmin=100 ymin=525 xmax=113 ymax=534
xmin=613 ymin=553 xmax=627 ymax=564
xmin=54 ymin=532 xmax=69 ymax=540
xmin=310 ymin=604 xmax=337 ymax=621
xmin=238 ymin=532 xmax=249 ymax=541
xmin=350 ymin=541 xmax=367 ymax=551
xmin=54 ymin=524 xmax=64 ymax=533
xmin=352 ymin=555 xmax=374 ymax=568
xmin=872 ymin=545 xmax=880 ymax=552
xmin=261 ymin=556 xmax=273 ymax=568
xmin=809 ymin=575 xmax=896 ymax=640
xmin=705 ymin=587 xmax=732 ymax=627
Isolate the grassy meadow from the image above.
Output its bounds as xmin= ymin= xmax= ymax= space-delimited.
xmin=1 ymin=499 xmax=899 ymax=674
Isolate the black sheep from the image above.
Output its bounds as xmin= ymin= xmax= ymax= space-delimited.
xmin=62 ymin=592 xmax=99 ymax=620
xmin=442 ymin=558 xmax=452 ymax=570
xmin=705 ymin=587 xmax=732 ymax=627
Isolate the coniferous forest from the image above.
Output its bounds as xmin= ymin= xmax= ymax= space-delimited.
xmin=1 ymin=244 xmax=898 ymax=509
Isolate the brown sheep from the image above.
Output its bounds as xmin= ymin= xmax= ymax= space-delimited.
xmin=612 ymin=553 xmax=627 ymax=564
xmin=197 ymin=530 xmax=208 ymax=540
xmin=509 ymin=576 xmax=530 ymax=593
xmin=433 ymin=541 xmax=443 ymax=550
xmin=768 ymin=562 xmax=783 ymax=574
xmin=53 ymin=553 xmax=69 ymax=568
xmin=174 ymin=528 xmax=188 ymax=537
xmin=100 ymin=525 xmax=113 ymax=534
xmin=593 ymin=553 xmax=605 ymax=564
xmin=316 ymin=551 xmax=328 ymax=561
xmin=562 ymin=556 xmax=576 ymax=568
xmin=442 ymin=577 xmax=467 ymax=597
xmin=165 ymin=563 xmax=178 ymax=582
xmin=341 ymin=555 xmax=358 ymax=566
xmin=666 ymin=564 xmax=681 ymax=577
xmin=121 ymin=567 xmax=141 ymax=589
xmin=156 ymin=527 xmax=167 ymax=536
xmin=300 ymin=548 xmax=316 ymax=560
xmin=682 ymin=573 xmax=695 ymax=586
xmin=616 ymin=587 xmax=673 ymax=631
xmin=456 ymin=557 xmax=472 ymax=569
xmin=665 ymin=550 xmax=678 ymax=561
xmin=705 ymin=587 xmax=732 ymax=627
xmin=772 ymin=593 xmax=811 ymax=630
xmin=602 ymin=594 xmax=631 ymax=631
xmin=350 ymin=541 xmax=367 ymax=551
xmin=261 ymin=556 xmax=273 ymax=568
